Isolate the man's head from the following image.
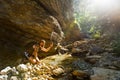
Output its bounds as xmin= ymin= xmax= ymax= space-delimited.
xmin=40 ymin=40 xmax=46 ymax=47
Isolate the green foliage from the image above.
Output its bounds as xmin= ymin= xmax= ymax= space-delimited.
xmin=89 ymin=25 xmax=95 ymax=33
xmin=112 ymin=33 xmax=120 ymax=56
xmin=93 ymin=31 xmax=101 ymax=39
xmin=73 ymin=11 xmax=101 ymax=38
xmin=73 ymin=0 xmax=101 ymax=39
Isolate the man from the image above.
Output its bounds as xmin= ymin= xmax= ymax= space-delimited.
xmin=39 ymin=40 xmax=53 ymax=52
xmin=25 ymin=40 xmax=53 ymax=64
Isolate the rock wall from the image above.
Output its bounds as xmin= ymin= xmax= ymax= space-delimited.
xmin=0 ymin=0 xmax=74 ymax=53
xmin=0 ymin=0 xmax=80 ymax=68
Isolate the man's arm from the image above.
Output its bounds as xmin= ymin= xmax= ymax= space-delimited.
xmin=41 ymin=42 xmax=53 ymax=52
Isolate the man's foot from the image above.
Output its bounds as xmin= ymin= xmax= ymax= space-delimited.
xmin=24 ymin=52 xmax=29 ymax=59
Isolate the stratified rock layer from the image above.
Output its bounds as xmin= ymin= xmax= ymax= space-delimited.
xmin=0 ymin=0 xmax=75 ymax=51
xmin=0 ymin=0 xmax=76 ymax=69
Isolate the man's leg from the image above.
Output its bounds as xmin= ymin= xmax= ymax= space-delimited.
xmin=29 ymin=57 xmax=37 ymax=64
xmin=24 ymin=52 xmax=37 ymax=64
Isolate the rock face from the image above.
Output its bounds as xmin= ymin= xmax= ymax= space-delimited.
xmin=0 ymin=0 xmax=79 ymax=69
xmin=0 ymin=0 xmax=73 ymax=48
xmin=91 ymin=67 xmax=120 ymax=80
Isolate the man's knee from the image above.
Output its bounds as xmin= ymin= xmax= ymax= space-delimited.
xmin=29 ymin=57 xmax=37 ymax=64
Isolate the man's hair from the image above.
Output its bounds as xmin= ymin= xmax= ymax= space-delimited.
xmin=40 ymin=40 xmax=45 ymax=43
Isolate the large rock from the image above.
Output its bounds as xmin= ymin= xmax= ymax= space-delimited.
xmin=0 ymin=0 xmax=76 ymax=57
xmin=0 ymin=0 xmax=74 ymax=45
xmin=91 ymin=67 xmax=120 ymax=80
xmin=17 ymin=64 xmax=28 ymax=72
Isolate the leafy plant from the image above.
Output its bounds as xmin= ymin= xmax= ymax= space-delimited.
xmin=112 ymin=33 xmax=120 ymax=56
xmin=73 ymin=0 xmax=102 ymax=39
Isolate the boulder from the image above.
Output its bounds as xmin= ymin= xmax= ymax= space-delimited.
xmin=72 ymin=70 xmax=87 ymax=77
xmin=0 ymin=1 xmax=84 ymax=68
xmin=0 ymin=0 xmax=74 ymax=54
xmin=72 ymin=70 xmax=90 ymax=79
xmin=0 ymin=75 xmax=8 ymax=80
xmin=0 ymin=66 xmax=12 ymax=75
xmin=53 ymin=67 xmax=64 ymax=76
xmin=10 ymin=76 xmax=18 ymax=80
xmin=17 ymin=64 xmax=28 ymax=72
xmin=91 ymin=67 xmax=120 ymax=80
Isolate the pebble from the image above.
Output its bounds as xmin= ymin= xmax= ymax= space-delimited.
xmin=53 ymin=67 xmax=64 ymax=76
xmin=17 ymin=64 xmax=28 ymax=72
xmin=0 ymin=66 xmax=12 ymax=75
xmin=11 ymin=67 xmax=19 ymax=76
xmin=10 ymin=76 xmax=18 ymax=80
xmin=0 ymin=75 xmax=8 ymax=80
xmin=72 ymin=70 xmax=89 ymax=77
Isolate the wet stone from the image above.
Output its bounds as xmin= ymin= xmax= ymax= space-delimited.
xmin=53 ymin=67 xmax=64 ymax=76
xmin=91 ymin=67 xmax=120 ymax=80
xmin=72 ymin=59 xmax=92 ymax=70
xmin=72 ymin=70 xmax=89 ymax=77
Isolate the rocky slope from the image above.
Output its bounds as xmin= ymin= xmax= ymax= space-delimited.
xmin=0 ymin=53 xmax=120 ymax=80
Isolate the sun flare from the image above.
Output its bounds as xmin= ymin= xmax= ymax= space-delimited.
xmin=90 ymin=0 xmax=119 ymax=11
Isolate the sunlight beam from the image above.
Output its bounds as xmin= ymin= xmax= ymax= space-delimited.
xmin=91 ymin=0 xmax=119 ymax=11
